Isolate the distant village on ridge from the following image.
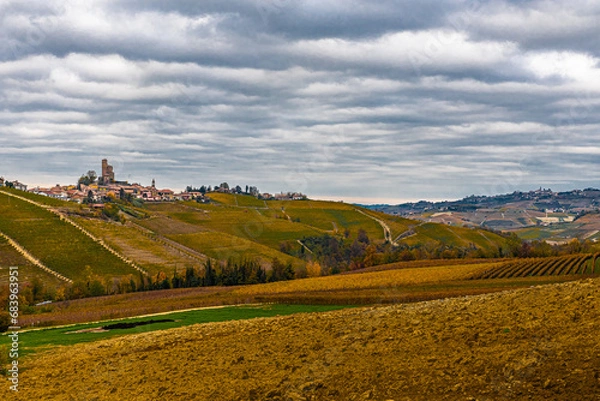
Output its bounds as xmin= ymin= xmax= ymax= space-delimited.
xmin=0 ymin=159 xmax=307 ymax=206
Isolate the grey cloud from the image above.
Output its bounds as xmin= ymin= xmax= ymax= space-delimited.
xmin=1 ymin=0 xmax=600 ymax=201
xmin=461 ymin=0 xmax=600 ymax=56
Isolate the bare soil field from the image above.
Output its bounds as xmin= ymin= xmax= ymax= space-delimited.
xmin=4 ymin=277 xmax=599 ymax=400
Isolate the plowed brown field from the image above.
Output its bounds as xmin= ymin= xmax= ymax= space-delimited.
xmin=3 ymin=278 xmax=600 ymax=400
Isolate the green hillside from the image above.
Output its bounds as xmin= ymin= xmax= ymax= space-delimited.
xmin=0 ymin=187 xmax=70 ymax=207
xmin=0 ymin=236 xmax=65 ymax=288
xmin=0 ymin=190 xmax=138 ymax=282
xmin=71 ymin=217 xmax=206 ymax=276
xmin=400 ymin=222 xmax=508 ymax=254
xmin=136 ymin=193 xmax=508 ymax=261
xmin=0 ymin=190 xmax=510 ymax=292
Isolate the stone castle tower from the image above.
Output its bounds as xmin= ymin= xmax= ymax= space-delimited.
xmin=101 ymin=158 xmax=115 ymax=185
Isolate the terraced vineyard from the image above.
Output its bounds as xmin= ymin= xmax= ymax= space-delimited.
xmin=472 ymin=253 xmax=600 ymax=279
xmin=71 ymin=217 xmax=206 ymax=276
xmin=0 ymin=190 xmax=139 ymax=281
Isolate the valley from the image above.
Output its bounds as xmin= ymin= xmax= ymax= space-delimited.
xmin=370 ymin=188 xmax=600 ymax=244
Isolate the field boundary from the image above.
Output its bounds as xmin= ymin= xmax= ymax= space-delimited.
xmin=127 ymin=221 xmax=208 ymax=263
xmin=0 ymin=231 xmax=73 ymax=283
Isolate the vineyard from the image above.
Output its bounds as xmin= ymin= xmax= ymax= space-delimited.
xmin=18 ymin=260 xmax=564 ymax=328
xmin=0 ymin=191 xmax=139 ymax=281
xmin=472 ymin=253 xmax=600 ymax=279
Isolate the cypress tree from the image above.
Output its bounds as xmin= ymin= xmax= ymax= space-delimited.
xmin=203 ymin=259 xmax=217 ymax=286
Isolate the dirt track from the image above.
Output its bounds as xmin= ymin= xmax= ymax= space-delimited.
xmin=3 ymin=278 xmax=600 ymax=400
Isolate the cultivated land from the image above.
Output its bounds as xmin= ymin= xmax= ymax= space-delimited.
xmin=12 ymin=261 xmax=584 ymax=328
xmin=0 ymin=190 xmax=137 ymax=282
xmin=4 ymin=304 xmax=351 ymax=357
xmin=374 ymin=188 xmax=600 ymax=243
xmin=71 ymin=217 xmax=206 ymax=276
xmin=0 ymin=189 xmax=512 ymax=287
xmin=2 ymin=189 xmax=600 ymax=399
xmin=3 ymin=277 xmax=599 ymax=400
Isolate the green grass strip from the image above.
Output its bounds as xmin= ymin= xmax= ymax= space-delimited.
xmin=1 ymin=304 xmax=353 ymax=357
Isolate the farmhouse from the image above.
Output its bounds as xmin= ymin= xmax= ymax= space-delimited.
xmin=12 ymin=181 xmax=27 ymax=191
xmin=158 ymin=189 xmax=175 ymax=201
xmin=274 ymin=192 xmax=307 ymax=201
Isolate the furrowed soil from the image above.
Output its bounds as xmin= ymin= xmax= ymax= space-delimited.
xmin=4 ymin=278 xmax=600 ymax=401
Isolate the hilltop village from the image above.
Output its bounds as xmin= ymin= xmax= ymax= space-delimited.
xmin=0 ymin=159 xmax=306 ymax=205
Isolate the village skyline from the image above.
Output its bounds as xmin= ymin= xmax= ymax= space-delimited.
xmin=0 ymin=158 xmax=307 ymax=204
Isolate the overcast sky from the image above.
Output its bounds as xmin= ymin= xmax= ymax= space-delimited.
xmin=1 ymin=0 xmax=600 ymax=203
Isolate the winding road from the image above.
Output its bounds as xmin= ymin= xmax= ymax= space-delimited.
xmin=354 ymin=208 xmax=398 ymax=246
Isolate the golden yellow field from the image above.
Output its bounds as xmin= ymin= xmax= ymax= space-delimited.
xmin=232 ymin=262 xmax=497 ymax=296
xmin=16 ymin=260 xmax=578 ymax=327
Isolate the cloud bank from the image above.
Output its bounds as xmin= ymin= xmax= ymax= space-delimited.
xmin=1 ymin=0 xmax=600 ymax=202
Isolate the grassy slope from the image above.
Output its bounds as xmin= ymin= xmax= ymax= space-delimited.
xmin=72 ymin=217 xmax=205 ymax=275
xmin=171 ymin=231 xmax=303 ymax=267
xmin=5 ymin=304 xmax=350 ymax=356
xmin=209 ymin=192 xmax=267 ymax=208
xmin=402 ymin=222 xmax=508 ymax=250
xmin=273 ymin=199 xmax=384 ymax=240
xmin=141 ymin=196 xmax=404 ymax=266
xmin=0 ymin=235 xmax=30 ymax=267
xmin=0 ymin=189 xmax=510 ymax=286
xmin=0 ymin=187 xmax=71 ymax=208
xmin=0 ymin=236 xmax=65 ymax=288
xmin=0 ymin=191 xmax=137 ymax=281
xmin=141 ymin=201 xmax=308 ymax=266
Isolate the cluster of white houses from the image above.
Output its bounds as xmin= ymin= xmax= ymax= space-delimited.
xmin=0 ymin=177 xmax=28 ymax=191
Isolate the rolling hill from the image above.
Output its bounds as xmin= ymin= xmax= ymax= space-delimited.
xmin=0 ymin=188 xmax=511 ymax=291
xmin=0 ymin=190 xmax=140 ymax=283
xmin=4 ymin=276 xmax=599 ymax=400
xmin=370 ymin=187 xmax=600 ymax=244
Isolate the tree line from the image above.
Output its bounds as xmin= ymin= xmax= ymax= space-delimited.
xmin=186 ymin=183 xmax=260 ymax=197
xmin=279 ymin=229 xmax=599 ymax=273
xmin=0 ymin=257 xmax=296 ymax=323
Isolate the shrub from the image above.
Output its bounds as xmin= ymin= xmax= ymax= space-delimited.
xmin=0 ymin=312 xmax=11 ymax=333
xmin=306 ymin=261 xmax=322 ymax=277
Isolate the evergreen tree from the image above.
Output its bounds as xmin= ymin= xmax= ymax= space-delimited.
xmin=269 ymin=257 xmax=281 ymax=282
xmin=138 ymin=272 xmax=147 ymax=292
xmin=203 ymin=259 xmax=217 ymax=286
xmin=129 ymin=278 xmax=137 ymax=292
xmin=284 ymin=262 xmax=295 ymax=280
xmin=256 ymin=265 xmax=267 ymax=283
xmin=185 ymin=266 xmax=199 ymax=287
xmin=171 ymin=269 xmax=184 ymax=289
